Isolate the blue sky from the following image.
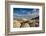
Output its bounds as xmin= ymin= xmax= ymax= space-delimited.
xmin=13 ymin=8 xmax=39 ymax=17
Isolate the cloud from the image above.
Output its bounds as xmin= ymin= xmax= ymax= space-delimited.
xmin=14 ymin=10 xmax=39 ymax=16
xmin=21 ymin=10 xmax=27 ymax=13
xmin=13 ymin=13 xmax=22 ymax=16
xmin=13 ymin=9 xmax=39 ymax=19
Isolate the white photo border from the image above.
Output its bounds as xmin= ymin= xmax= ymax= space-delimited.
xmin=10 ymin=5 xmax=42 ymax=32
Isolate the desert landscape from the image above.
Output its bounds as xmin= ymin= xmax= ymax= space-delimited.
xmin=13 ymin=16 xmax=39 ymax=28
xmin=13 ymin=8 xmax=39 ymax=28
